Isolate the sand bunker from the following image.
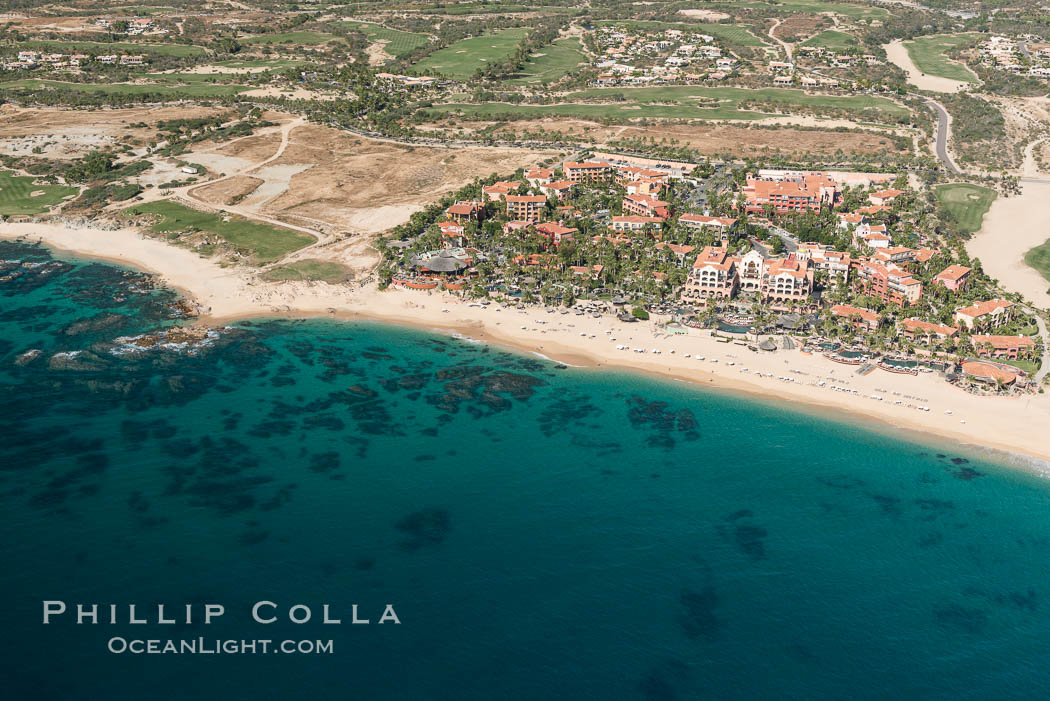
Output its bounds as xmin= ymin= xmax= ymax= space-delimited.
xmin=884 ymin=39 xmax=971 ymax=93
xmin=678 ymin=8 xmax=730 ymax=21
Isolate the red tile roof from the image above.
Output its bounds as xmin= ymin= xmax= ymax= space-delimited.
xmin=901 ymin=318 xmax=958 ymax=336
xmin=933 ymin=264 xmax=972 ymax=282
xmin=956 ymin=299 xmax=1014 ymax=317
xmin=971 ymin=334 xmax=1035 ymax=349
xmin=830 ymin=304 xmax=881 ymax=324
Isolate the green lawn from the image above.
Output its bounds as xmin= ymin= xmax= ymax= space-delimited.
xmin=124 ymin=201 xmax=314 ymax=264
xmin=260 ymin=259 xmax=353 ymax=283
xmin=934 ymin=183 xmax=996 ymax=234
xmin=114 ymin=6 xmax=177 ymax=15
xmin=506 ymin=37 xmax=586 ymax=85
xmin=0 ymin=170 xmax=78 ymax=216
xmin=13 ymin=39 xmax=205 ymax=57
xmin=596 ymin=20 xmax=766 ymax=47
xmin=568 ymin=85 xmax=910 ymax=117
xmin=243 ymin=31 xmax=336 ymax=46
xmin=0 ymin=79 xmax=250 ymax=98
xmin=425 ymin=3 xmax=566 ymax=14
xmin=801 ymin=30 xmax=858 ymax=51
xmin=904 ymin=34 xmax=979 ymax=83
xmin=430 ymin=101 xmax=776 ymax=121
xmin=996 ymin=357 xmax=1041 ymax=375
xmin=707 ymin=0 xmax=888 ymax=19
xmin=412 ymin=28 xmax=528 ymax=78
xmin=1025 ymin=238 xmax=1050 ymax=285
xmin=431 ymin=83 xmax=909 ymax=122
xmin=214 ymin=59 xmax=308 ymax=69
xmin=339 ymin=21 xmax=431 ymax=57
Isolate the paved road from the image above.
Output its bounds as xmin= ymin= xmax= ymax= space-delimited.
xmin=926 ymin=100 xmax=960 ymax=174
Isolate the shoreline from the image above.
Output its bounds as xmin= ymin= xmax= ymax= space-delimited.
xmin=294 ymin=311 xmax=1050 ymax=476
xmin=3 ymin=221 xmax=1050 ymax=469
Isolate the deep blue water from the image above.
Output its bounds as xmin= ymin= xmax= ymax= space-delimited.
xmin=3 ymin=240 xmax=1050 ymax=700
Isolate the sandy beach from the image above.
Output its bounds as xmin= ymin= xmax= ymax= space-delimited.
xmin=3 ymin=220 xmax=1049 ymax=469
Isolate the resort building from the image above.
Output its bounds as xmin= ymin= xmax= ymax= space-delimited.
xmin=954 ymin=299 xmax=1015 ymax=330
xmin=868 ymin=189 xmax=905 ymax=206
xmin=502 ymin=220 xmax=532 ymax=236
xmin=616 ymin=166 xmax=669 ymax=186
xmin=852 ymin=258 xmax=922 ymax=307
xmin=737 ymin=250 xmax=765 ymax=295
xmin=525 ymin=168 xmax=554 ymax=186
xmin=445 ymin=200 xmax=483 ymax=223
xmin=795 ymin=242 xmax=831 ymax=260
xmin=932 ymin=265 xmax=972 ymax=292
xmin=853 ymin=223 xmax=890 ymax=249
xmin=678 ymin=214 xmax=737 ymax=238
xmin=482 ymin=181 xmax=522 ymax=201
xmin=534 ymin=222 xmax=577 ymax=247
xmin=900 ymin=318 xmax=958 ymax=344
xmin=742 ymin=172 xmax=838 ymax=214
xmin=838 ymin=212 xmax=867 ymax=228
xmin=829 ymin=304 xmax=882 ymax=331
xmin=655 ymin=242 xmax=696 ymax=265
xmin=873 ymin=246 xmax=918 ymax=267
xmin=539 ymin=180 xmax=575 ymax=200
xmin=682 ymin=244 xmax=738 ymax=301
xmin=700 ymin=249 xmax=815 ymax=303
xmin=961 ymin=361 xmax=1019 ymax=386
xmin=437 ymin=221 xmax=466 ymax=246
xmin=611 ymin=215 xmax=665 ymax=233
xmin=808 ymin=249 xmax=851 ymax=284
xmin=563 ymin=161 xmax=614 ymax=183
xmin=760 ymin=255 xmax=813 ymax=303
xmin=570 ymin=265 xmax=604 ymax=280
xmin=506 ymin=195 xmax=547 ymax=222
xmin=855 ymin=205 xmax=890 ymax=216
xmin=623 ymin=193 xmax=670 ymax=218
xmin=625 ymin=179 xmax=665 ymax=196
xmin=969 ymin=334 xmax=1036 ymax=360
xmin=915 ymin=248 xmax=938 ymax=265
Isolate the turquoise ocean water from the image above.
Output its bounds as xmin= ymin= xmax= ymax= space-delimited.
xmin=3 ymin=239 xmax=1050 ymax=700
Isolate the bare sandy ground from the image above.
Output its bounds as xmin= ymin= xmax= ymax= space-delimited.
xmin=884 ymin=39 xmax=971 ymax=93
xmin=3 ymin=220 xmax=1049 ymax=469
xmin=678 ymin=8 xmax=730 ymax=20
xmin=240 ymin=87 xmax=336 ymax=101
xmin=176 ymin=64 xmax=287 ymax=75
xmin=366 ymin=41 xmax=394 ymax=66
xmin=967 ymin=180 xmax=1050 ymax=310
xmin=0 ymin=105 xmax=223 ymax=160
xmin=185 ymin=121 xmax=559 ymax=234
xmin=446 ymin=117 xmax=908 ymax=156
